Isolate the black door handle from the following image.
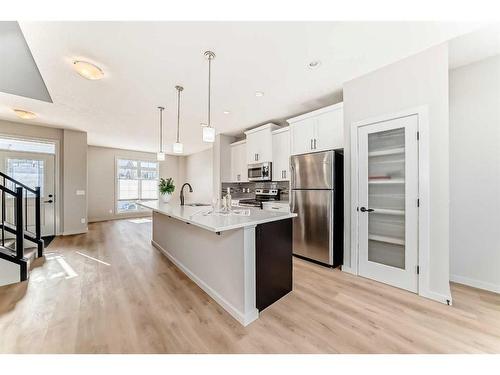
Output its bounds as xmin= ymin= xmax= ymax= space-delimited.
xmin=360 ymin=207 xmax=374 ymax=212
xmin=44 ymin=200 xmax=53 ymax=203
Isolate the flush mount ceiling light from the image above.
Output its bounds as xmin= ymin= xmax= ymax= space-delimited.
xmin=308 ymin=60 xmax=321 ymax=69
xmin=173 ymin=85 xmax=184 ymax=154
xmin=255 ymin=91 xmax=264 ymax=97
xmin=202 ymin=51 xmax=216 ymax=143
xmin=13 ymin=109 xmax=37 ymax=120
xmin=223 ymin=111 xmax=230 ymax=115
xmin=73 ymin=60 xmax=104 ymax=80
xmin=156 ymin=106 xmax=165 ymax=161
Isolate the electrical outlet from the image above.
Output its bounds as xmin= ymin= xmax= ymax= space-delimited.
xmin=80 ymin=218 xmax=86 ymax=224
xmin=109 ymin=209 xmax=113 ymax=214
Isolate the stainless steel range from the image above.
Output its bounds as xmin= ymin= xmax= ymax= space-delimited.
xmin=238 ymin=188 xmax=280 ymax=208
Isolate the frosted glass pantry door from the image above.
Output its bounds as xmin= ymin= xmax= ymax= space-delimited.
xmin=357 ymin=115 xmax=418 ymax=293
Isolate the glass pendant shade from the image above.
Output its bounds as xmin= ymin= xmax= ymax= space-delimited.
xmin=157 ymin=152 xmax=165 ymax=161
xmin=203 ymin=126 xmax=216 ymax=143
xmin=173 ymin=142 xmax=183 ymax=154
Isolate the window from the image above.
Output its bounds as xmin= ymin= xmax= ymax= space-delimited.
xmin=116 ymin=159 xmax=159 ymax=213
xmin=0 ymin=137 xmax=55 ymax=154
xmin=6 ymin=158 xmax=45 ymax=197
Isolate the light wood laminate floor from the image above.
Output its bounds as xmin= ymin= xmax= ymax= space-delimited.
xmin=1 ymin=219 xmax=499 ymax=353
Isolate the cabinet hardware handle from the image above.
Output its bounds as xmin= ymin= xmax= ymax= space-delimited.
xmin=314 ymin=138 xmax=317 ymax=149
xmin=310 ymin=139 xmax=313 ymax=149
xmin=283 ymin=170 xmax=286 ymax=179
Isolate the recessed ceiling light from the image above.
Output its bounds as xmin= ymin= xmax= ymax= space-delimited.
xmin=308 ymin=60 xmax=321 ymax=69
xmin=223 ymin=111 xmax=230 ymax=115
xmin=13 ymin=109 xmax=37 ymax=120
xmin=255 ymin=91 xmax=264 ymax=97
xmin=73 ymin=60 xmax=104 ymax=80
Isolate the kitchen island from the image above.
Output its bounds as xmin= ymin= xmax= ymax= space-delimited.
xmin=138 ymin=201 xmax=296 ymax=326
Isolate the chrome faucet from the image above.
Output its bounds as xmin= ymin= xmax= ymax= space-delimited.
xmin=180 ymin=183 xmax=193 ymax=206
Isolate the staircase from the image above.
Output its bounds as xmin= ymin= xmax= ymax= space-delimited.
xmin=0 ymin=172 xmax=45 ymax=287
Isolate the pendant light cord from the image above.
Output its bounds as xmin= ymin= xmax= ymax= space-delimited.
xmin=158 ymin=106 xmax=164 ymax=153
xmin=208 ymin=56 xmax=211 ymax=128
xmin=176 ymin=88 xmax=181 ymax=143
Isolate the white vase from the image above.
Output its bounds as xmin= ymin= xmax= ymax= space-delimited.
xmin=161 ymin=193 xmax=172 ymax=203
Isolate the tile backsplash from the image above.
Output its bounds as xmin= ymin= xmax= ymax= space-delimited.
xmin=221 ymin=181 xmax=290 ymax=201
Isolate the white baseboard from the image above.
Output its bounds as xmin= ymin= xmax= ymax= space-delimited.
xmin=62 ymin=228 xmax=88 ymax=236
xmin=89 ymin=212 xmax=152 ymax=223
xmin=450 ymin=274 xmax=500 ymax=294
xmin=340 ymin=265 xmax=356 ymax=275
xmin=151 ymin=240 xmax=259 ymax=326
xmin=419 ymin=289 xmax=453 ymax=305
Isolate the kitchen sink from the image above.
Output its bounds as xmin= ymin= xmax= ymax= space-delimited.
xmin=185 ymin=203 xmax=211 ymax=207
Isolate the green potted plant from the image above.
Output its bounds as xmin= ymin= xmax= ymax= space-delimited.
xmin=159 ymin=177 xmax=175 ymax=203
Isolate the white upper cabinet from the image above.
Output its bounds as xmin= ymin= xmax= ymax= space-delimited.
xmin=290 ymin=117 xmax=315 ymax=156
xmin=244 ymin=123 xmax=280 ymax=164
xmin=287 ymin=102 xmax=343 ymax=155
xmin=229 ymin=140 xmax=248 ymax=182
xmin=315 ymin=106 xmax=343 ymax=151
xmin=272 ymin=127 xmax=290 ymax=181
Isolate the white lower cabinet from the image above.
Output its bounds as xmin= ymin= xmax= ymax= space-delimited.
xmin=230 ymin=140 xmax=248 ymax=182
xmin=262 ymin=202 xmax=290 ymax=213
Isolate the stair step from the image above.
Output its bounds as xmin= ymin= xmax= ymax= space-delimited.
xmin=24 ymin=248 xmax=37 ymax=269
xmin=0 ymin=245 xmax=38 ymax=266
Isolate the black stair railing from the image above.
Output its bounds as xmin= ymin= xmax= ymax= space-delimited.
xmin=0 ymin=171 xmax=44 ymax=259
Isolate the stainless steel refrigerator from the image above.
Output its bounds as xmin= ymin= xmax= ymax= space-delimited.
xmin=290 ymin=150 xmax=343 ymax=267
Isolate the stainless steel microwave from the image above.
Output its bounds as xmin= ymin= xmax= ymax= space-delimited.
xmin=248 ymin=162 xmax=272 ymax=181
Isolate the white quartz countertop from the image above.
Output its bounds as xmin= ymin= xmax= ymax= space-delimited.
xmin=138 ymin=201 xmax=297 ymax=233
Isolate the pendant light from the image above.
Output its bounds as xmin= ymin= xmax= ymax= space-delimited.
xmin=156 ymin=106 xmax=165 ymax=161
xmin=202 ymin=51 xmax=216 ymax=143
xmin=173 ymin=85 xmax=184 ymax=154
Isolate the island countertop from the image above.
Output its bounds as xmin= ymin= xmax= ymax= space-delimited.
xmin=138 ymin=201 xmax=297 ymax=233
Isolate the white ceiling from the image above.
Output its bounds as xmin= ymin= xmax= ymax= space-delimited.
xmin=449 ymin=24 xmax=500 ymax=69
xmin=0 ymin=21 xmax=485 ymax=155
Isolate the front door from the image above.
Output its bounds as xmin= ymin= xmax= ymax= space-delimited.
xmin=357 ymin=115 xmax=419 ymax=292
xmin=0 ymin=151 xmax=56 ymax=237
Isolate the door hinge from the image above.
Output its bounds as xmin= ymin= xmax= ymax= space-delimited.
xmin=416 ymin=265 xmax=420 ymax=275
xmin=417 ymin=131 xmax=420 ymax=141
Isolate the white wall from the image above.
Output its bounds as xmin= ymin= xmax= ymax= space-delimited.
xmin=63 ymin=130 xmax=88 ymax=235
xmin=87 ymin=145 xmax=183 ymax=222
xmin=343 ymin=43 xmax=451 ymax=301
xmin=183 ymin=148 xmax=214 ymax=203
xmin=449 ymin=55 xmax=500 ymax=293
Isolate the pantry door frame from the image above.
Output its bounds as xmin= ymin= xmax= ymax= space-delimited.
xmin=349 ymin=106 xmax=431 ymax=300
